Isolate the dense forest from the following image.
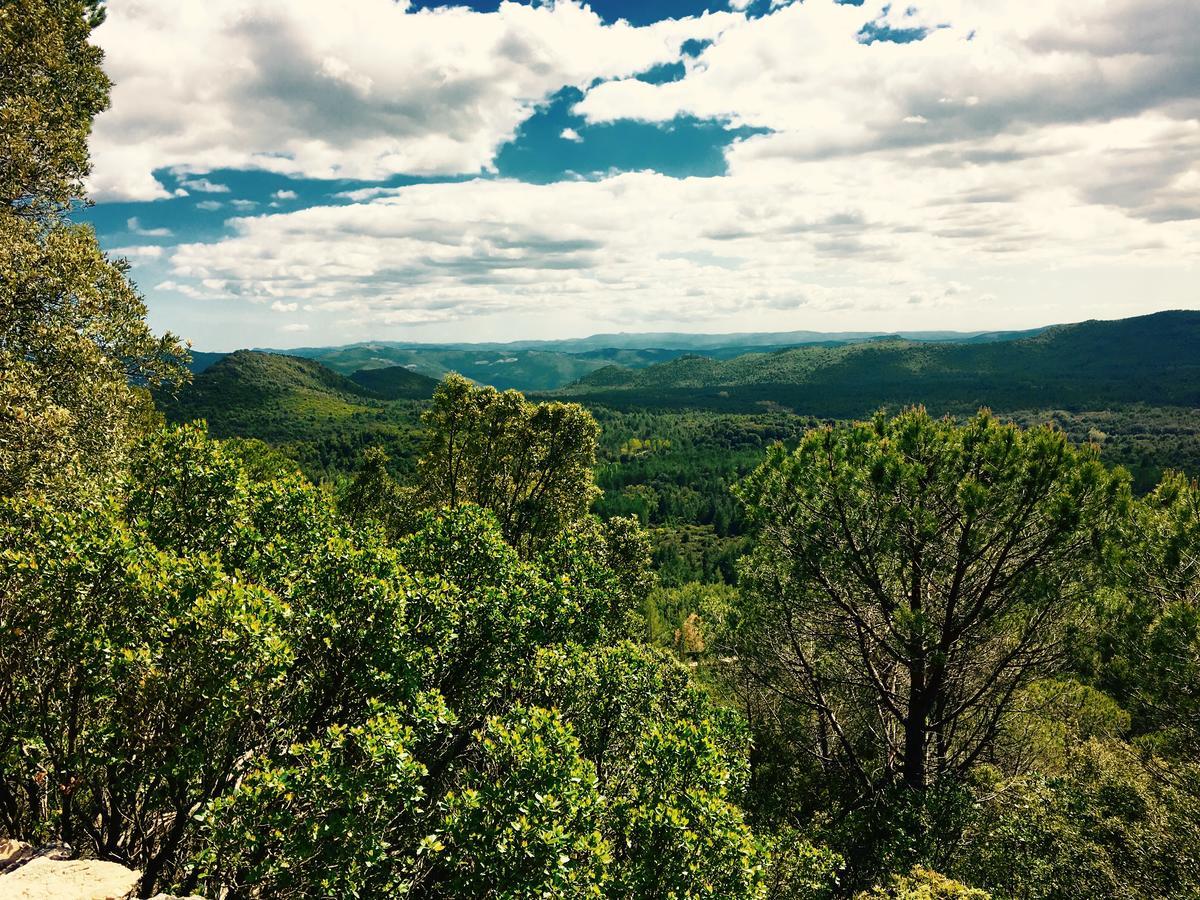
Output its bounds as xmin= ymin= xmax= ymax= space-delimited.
xmin=554 ymin=314 xmax=1200 ymax=415
xmin=4 ymin=3 xmax=1200 ymax=899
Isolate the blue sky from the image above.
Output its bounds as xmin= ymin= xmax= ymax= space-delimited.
xmin=83 ymin=0 xmax=1200 ymax=349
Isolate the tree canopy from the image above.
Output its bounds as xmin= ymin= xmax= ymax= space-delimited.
xmin=734 ymin=408 xmax=1130 ymax=797
xmin=0 ymin=0 xmax=188 ymax=499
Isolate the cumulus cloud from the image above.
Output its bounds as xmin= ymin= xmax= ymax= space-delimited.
xmin=88 ymin=0 xmax=735 ymax=200
xmin=273 ymin=189 xmax=298 ymax=200
xmin=577 ymin=0 xmax=1200 ymax=230
xmin=160 ymin=152 xmax=1197 ymax=333
xmin=126 ymin=216 xmax=172 ymax=237
xmin=109 ymin=244 xmax=165 ymax=259
xmin=178 ymin=177 xmax=230 ymax=193
xmin=94 ymin=0 xmax=1200 ymax=339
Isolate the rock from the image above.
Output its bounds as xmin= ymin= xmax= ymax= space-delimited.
xmin=0 ymin=854 xmax=140 ymax=899
xmin=0 ymin=839 xmax=34 ymax=872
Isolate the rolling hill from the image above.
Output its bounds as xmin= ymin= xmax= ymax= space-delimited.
xmin=162 ymin=350 xmax=396 ymax=439
xmin=255 ymin=325 xmax=1047 ymax=391
xmin=280 ymin=345 xmax=613 ymax=391
xmin=349 ymin=365 xmax=440 ymax=400
xmin=553 ymin=311 xmax=1200 ymax=417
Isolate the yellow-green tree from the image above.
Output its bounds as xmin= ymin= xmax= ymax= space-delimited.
xmin=0 ymin=0 xmax=188 ymax=498
xmin=417 ymin=374 xmax=600 ymax=555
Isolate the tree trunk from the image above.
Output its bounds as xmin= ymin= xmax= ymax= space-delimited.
xmin=903 ymin=686 xmax=928 ymax=791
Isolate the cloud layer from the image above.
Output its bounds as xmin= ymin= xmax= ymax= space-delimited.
xmin=90 ymin=0 xmax=733 ymax=200
xmin=87 ymin=0 xmax=1200 ymax=344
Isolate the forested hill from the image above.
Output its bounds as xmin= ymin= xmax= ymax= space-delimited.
xmin=240 ymin=324 xmax=1046 ymax=391
xmin=349 ymin=364 xmax=440 ymax=399
xmin=555 ymin=310 xmax=1200 ymax=415
xmin=158 ymin=348 xmax=422 ymax=458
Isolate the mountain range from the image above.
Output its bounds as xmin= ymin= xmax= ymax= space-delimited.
xmin=552 ymin=311 xmax=1200 ymax=416
xmin=170 ymin=312 xmax=1200 ymax=429
xmin=185 ymin=325 xmax=1050 ymax=392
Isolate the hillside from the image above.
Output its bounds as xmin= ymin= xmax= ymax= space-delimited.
xmin=349 ymin=364 xmax=439 ymax=399
xmin=284 ymin=345 xmax=613 ymax=390
xmin=258 ymin=325 xmax=1046 ymax=391
xmin=487 ymin=325 xmax=1047 ymax=352
xmin=160 ymin=351 xmax=424 ymax=474
xmin=555 ymin=311 xmax=1200 ymax=416
xmin=186 ymin=350 xmax=227 ymax=374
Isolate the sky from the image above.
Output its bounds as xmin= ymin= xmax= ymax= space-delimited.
xmin=80 ymin=0 xmax=1200 ymax=350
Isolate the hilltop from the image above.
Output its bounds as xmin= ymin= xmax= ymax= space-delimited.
xmin=163 ymin=350 xmax=378 ymax=433
xmin=160 ymin=351 xmax=425 ymax=475
xmin=349 ymin=364 xmax=440 ymax=400
xmin=221 ymin=324 xmax=1048 ymax=392
xmin=554 ymin=311 xmax=1200 ymax=416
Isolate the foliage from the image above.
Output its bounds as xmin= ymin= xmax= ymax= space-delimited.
xmin=0 ymin=0 xmax=109 ymax=217
xmin=761 ymin=827 xmax=843 ymax=900
xmin=417 ymin=374 xmax=600 ymax=554
xmin=856 ymin=867 xmax=989 ymax=900
xmin=0 ymin=420 xmax=764 ymax=897
xmin=338 ymin=446 xmax=419 ymax=538
xmin=200 ymin=710 xmax=431 ymax=899
xmin=438 ymin=706 xmax=609 ymax=897
xmin=518 ymin=641 xmax=766 ymax=899
xmin=957 ymin=741 xmax=1200 ymax=899
xmin=1098 ymin=471 xmax=1200 ymax=752
xmin=643 ymin=581 xmax=736 ymax=657
xmin=0 ymin=0 xmax=187 ymax=500
xmin=0 ymin=492 xmax=294 ymax=887
xmin=733 ymin=408 xmax=1129 ymax=796
xmin=605 ymin=714 xmax=765 ymax=899
xmin=0 ymin=210 xmax=189 ymax=498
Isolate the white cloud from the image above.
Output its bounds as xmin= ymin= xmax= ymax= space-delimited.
xmin=126 ymin=216 xmax=172 ymax=237
xmin=273 ymin=189 xmax=298 ymax=200
xmin=88 ymin=0 xmax=736 ymax=200
xmin=94 ymin=0 xmax=1200 ymax=342
xmin=560 ymin=127 xmax=583 ymax=142
xmin=160 ymin=152 xmax=1199 ymax=336
xmin=282 ymin=322 xmax=310 ymax=332
xmin=178 ymin=177 xmax=230 ymax=193
xmin=270 ymin=300 xmax=299 ymax=312
xmin=196 ymin=200 xmax=222 ymax=211
xmin=230 ymin=199 xmax=259 ymax=210
xmin=577 ymin=0 xmax=1200 ymax=179
xmin=109 ymin=244 xmax=165 ymax=259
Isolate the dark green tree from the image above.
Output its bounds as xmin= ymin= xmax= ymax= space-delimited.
xmin=1100 ymin=470 xmax=1200 ymax=752
xmin=733 ymin=408 xmax=1128 ymax=796
xmin=417 ymin=374 xmax=600 ymax=555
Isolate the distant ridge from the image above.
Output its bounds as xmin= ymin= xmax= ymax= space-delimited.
xmin=264 ymin=325 xmax=1048 ymax=358
xmin=552 ymin=311 xmax=1200 ymax=416
xmin=350 ymin=364 xmax=439 ymax=400
xmin=210 ymin=324 xmax=1052 ymax=391
xmin=162 ymin=350 xmax=383 ymax=441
